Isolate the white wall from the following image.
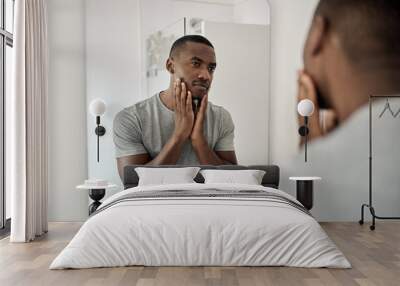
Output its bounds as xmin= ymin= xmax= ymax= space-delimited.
xmin=47 ymin=0 xmax=88 ymax=221
xmin=140 ymin=0 xmax=182 ymax=39
xmin=234 ymin=0 xmax=270 ymax=25
xmin=85 ymin=0 xmax=142 ymax=199
xmin=172 ymin=0 xmax=235 ymax=24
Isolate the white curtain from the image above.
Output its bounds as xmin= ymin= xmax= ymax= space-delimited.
xmin=9 ymin=0 xmax=48 ymax=242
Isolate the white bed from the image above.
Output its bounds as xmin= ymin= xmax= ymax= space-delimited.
xmin=50 ymin=183 xmax=351 ymax=269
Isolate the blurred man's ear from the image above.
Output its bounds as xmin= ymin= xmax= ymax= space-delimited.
xmin=306 ymin=16 xmax=328 ymax=57
xmin=166 ymin=58 xmax=175 ymax=74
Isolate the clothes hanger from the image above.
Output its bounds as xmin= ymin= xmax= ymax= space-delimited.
xmin=378 ymin=97 xmax=399 ymax=118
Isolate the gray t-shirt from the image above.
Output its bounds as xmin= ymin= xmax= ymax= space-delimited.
xmin=113 ymin=93 xmax=235 ymax=164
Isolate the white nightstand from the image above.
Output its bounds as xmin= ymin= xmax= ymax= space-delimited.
xmin=77 ymin=183 xmax=117 ymax=215
xmin=289 ymin=177 xmax=321 ymax=210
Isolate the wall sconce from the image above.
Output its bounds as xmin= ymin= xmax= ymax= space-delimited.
xmin=297 ymin=99 xmax=314 ymax=162
xmin=89 ymin=99 xmax=106 ymax=162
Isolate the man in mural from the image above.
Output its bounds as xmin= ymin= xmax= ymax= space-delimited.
xmin=113 ymin=35 xmax=237 ymax=178
xmin=282 ymin=0 xmax=400 ymax=221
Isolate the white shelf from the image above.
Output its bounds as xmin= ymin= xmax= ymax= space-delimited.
xmin=76 ymin=184 xmax=117 ymax=190
xmin=289 ymin=177 xmax=321 ymax=181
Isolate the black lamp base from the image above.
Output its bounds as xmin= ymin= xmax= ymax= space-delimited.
xmin=298 ymin=126 xmax=309 ymax=136
xmin=296 ymin=181 xmax=313 ymax=210
xmin=88 ymin=189 xmax=105 ymax=215
xmin=95 ymin=126 xmax=106 ymax=136
xmin=298 ymin=116 xmax=310 ymax=162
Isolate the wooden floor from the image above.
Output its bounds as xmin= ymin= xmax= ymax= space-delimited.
xmin=0 ymin=222 xmax=399 ymax=286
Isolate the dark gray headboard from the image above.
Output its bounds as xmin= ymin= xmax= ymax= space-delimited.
xmin=123 ymin=165 xmax=280 ymax=189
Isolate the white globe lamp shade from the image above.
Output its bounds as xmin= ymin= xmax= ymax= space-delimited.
xmin=89 ymin=99 xmax=106 ymax=116
xmin=297 ymin=99 xmax=314 ymax=117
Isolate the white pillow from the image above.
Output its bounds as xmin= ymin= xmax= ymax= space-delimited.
xmin=135 ymin=167 xmax=201 ymax=186
xmin=200 ymin=169 xmax=266 ymax=185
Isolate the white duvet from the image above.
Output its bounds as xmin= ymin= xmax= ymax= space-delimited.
xmin=50 ymin=183 xmax=351 ymax=269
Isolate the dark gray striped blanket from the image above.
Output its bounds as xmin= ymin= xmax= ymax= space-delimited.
xmin=91 ymin=189 xmax=311 ymax=217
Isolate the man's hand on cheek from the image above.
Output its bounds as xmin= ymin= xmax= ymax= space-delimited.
xmin=190 ymin=94 xmax=208 ymax=144
xmin=297 ymin=70 xmax=323 ymax=142
xmin=297 ymin=70 xmax=338 ymax=143
xmin=172 ymin=79 xmax=195 ymax=142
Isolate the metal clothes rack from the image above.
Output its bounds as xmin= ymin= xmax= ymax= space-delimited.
xmin=359 ymin=95 xmax=400 ymax=230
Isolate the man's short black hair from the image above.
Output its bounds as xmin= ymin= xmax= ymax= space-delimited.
xmin=169 ymin=35 xmax=214 ymax=58
xmin=315 ymin=0 xmax=400 ymax=66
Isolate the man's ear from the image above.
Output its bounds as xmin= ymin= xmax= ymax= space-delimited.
xmin=307 ymin=16 xmax=329 ymax=56
xmin=166 ymin=58 xmax=174 ymax=74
